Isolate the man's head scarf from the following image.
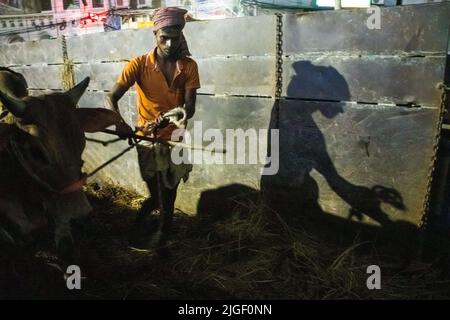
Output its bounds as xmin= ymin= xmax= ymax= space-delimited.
xmin=153 ymin=7 xmax=191 ymax=58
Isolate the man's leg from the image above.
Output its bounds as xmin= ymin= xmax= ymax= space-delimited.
xmin=131 ymin=178 xmax=160 ymax=245
xmin=159 ymin=183 xmax=179 ymax=234
xmin=135 ymin=178 xmax=159 ymax=224
xmin=153 ymin=175 xmax=179 ymax=247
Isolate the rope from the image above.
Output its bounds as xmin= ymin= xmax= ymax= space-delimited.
xmin=83 ymin=113 xmax=227 ymax=179
xmin=86 ymin=142 xmax=137 ymax=178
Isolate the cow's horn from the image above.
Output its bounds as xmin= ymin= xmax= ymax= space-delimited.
xmin=0 ymin=90 xmax=27 ymax=117
xmin=66 ymin=77 xmax=90 ymax=105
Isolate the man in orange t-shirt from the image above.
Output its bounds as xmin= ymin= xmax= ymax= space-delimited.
xmin=106 ymin=7 xmax=200 ymax=249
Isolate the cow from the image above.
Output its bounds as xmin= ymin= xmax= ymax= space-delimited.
xmin=0 ymin=67 xmax=121 ymax=266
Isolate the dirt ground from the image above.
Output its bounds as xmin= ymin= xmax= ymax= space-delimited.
xmin=2 ymin=182 xmax=450 ymax=300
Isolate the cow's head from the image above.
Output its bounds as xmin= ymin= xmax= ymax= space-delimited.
xmin=0 ymin=77 xmax=121 ymax=192
xmin=0 ymin=75 xmax=122 ymax=257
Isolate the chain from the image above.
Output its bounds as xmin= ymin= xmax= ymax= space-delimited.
xmin=61 ymin=35 xmax=75 ymax=90
xmin=419 ymin=83 xmax=449 ymax=231
xmin=62 ymin=34 xmax=69 ymax=62
xmin=274 ymin=13 xmax=283 ymax=127
xmin=275 ymin=13 xmax=283 ymax=100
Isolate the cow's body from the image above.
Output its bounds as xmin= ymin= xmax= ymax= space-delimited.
xmin=0 ymin=67 xmax=121 ymax=258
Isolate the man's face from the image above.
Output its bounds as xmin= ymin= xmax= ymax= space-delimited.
xmin=155 ymin=26 xmax=182 ymax=59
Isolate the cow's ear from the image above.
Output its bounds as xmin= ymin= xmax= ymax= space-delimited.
xmin=75 ymin=108 xmax=123 ymax=133
xmin=0 ymin=90 xmax=27 ymax=117
xmin=66 ymin=77 xmax=90 ymax=106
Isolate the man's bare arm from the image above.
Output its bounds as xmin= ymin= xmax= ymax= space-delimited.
xmin=184 ymin=88 xmax=197 ymax=119
xmin=106 ymin=83 xmax=129 ymax=115
xmin=105 ymin=83 xmax=133 ymax=135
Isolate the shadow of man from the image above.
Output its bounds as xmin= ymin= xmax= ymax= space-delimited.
xmin=261 ymin=61 xmax=416 ymax=246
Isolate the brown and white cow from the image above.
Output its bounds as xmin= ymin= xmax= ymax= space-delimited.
xmin=0 ymin=67 xmax=121 ymax=259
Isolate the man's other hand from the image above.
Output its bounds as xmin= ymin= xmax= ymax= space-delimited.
xmin=155 ymin=113 xmax=170 ymax=129
xmin=115 ymin=120 xmax=134 ymax=138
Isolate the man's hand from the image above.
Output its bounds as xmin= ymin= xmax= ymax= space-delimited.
xmin=154 ymin=113 xmax=170 ymax=129
xmin=163 ymin=107 xmax=187 ymax=128
xmin=115 ymin=120 xmax=134 ymax=138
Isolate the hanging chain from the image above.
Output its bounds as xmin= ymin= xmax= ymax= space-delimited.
xmin=419 ymin=83 xmax=449 ymax=230
xmin=274 ymin=13 xmax=283 ymax=127
xmin=62 ymin=34 xmax=69 ymax=62
xmin=275 ymin=13 xmax=283 ymax=100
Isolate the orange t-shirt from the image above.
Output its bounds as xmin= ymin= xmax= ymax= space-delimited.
xmin=116 ymin=48 xmax=200 ymax=141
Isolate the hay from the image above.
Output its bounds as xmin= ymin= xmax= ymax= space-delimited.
xmin=61 ymin=58 xmax=75 ymax=91
xmin=78 ymin=182 xmax=450 ymax=299
xmin=7 ymin=182 xmax=450 ymax=299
